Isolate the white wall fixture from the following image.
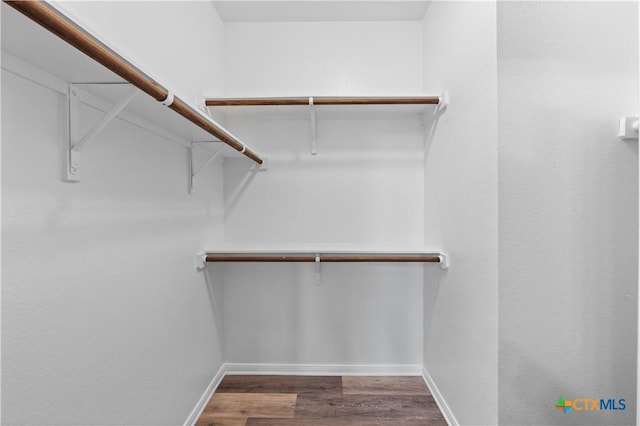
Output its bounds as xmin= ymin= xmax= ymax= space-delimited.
xmin=437 ymin=91 xmax=450 ymax=114
xmin=314 ymin=254 xmax=322 ymax=285
xmin=423 ymin=91 xmax=450 ymax=150
xmin=438 ymin=251 xmax=450 ymax=270
xmin=204 ymin=95 xmax=444 ymax=156
xmin=619 ymin=116 xmax=639 ymax=140
xmin=190 ymin=139 xmax=271 ymax=195
xmin=309 ymin=97 xmax=317 ymax=155
xmin=195 ymin=251 xmax=208 ymax=271
xmin=189 ymin=142 xmax=226 ymax=194
xmin=196 ymin=249 xmax=449 ymax=273
xmin=1 ymin=53 xmax=197 ymax=149
xmin=66 ymin=83 xmax=138 ymax=181
xmin=5 ymin=0 xmax=264 ymax=170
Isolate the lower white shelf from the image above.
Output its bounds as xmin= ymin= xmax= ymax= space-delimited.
xmin=195 ymin=248 xmax=449 ymax=270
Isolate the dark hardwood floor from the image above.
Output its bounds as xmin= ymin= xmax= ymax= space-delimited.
xmin=196 ymin=375 xmax=447 ymax=426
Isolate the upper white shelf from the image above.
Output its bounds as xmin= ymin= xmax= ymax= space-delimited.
xmin=198 ymin=244 xmax=449 ymax=270
xmin=205 ymin=95 xmax=445 ymax=121
xmin=1 ymin=2 xmax=261 ymax=162
xmin=204 ymin=243 xmax=444 ymax=255
xmin=206 ymin=96 xmax=441 ymax=106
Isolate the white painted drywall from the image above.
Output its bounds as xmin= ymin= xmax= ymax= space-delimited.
xmin=219 ymin=119 xmax=425 ymax=365
xmin=498 ymin=2 xmax=638 ymax=425
xmin=214 ymin=21 xmax=427 ymax=365
xmin=1 ymin=2 xmax=228 ymax=423
xmin=422 ymin=2 xmax=499 ymax=424
xmin=222 ymin=21 xmax=423 ymax=97
xmin=1 ymin=68 xmax=225 ymax=425
xmin=50 ymin=0 xmax=225 ymax=106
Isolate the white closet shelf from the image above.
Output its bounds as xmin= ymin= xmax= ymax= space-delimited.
xmin=1 ymin=1 xmax=262 ymax=165
xmin=196 ymin=247 xmax=449 ymax=270
xmin=204 ymin=94 xmax=449 ymax=155
xmin=205 ymin=96 xmax=441 ymax=106
xmin=204 ymin=95 xmax=447 ymax=121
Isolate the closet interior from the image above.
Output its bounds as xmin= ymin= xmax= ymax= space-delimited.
xmin=4 ymin=1 xmax=635 ymax=425
xmin=0 ymin=1 xmax=473 ymax=424
xmin=0 ymin=0 xmax=491 ymax=424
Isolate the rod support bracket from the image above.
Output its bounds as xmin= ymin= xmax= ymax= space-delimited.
xmin=161 ymin=90 xmax=174 ymax=106
xmin=196 ymin=251 xmax=208 ymax=271
xmin=618 ymin=116 xmax=639 ymax=140
xmin=189 ymin=141 xmax=227 ymax=194
xmin=252 ymin=157 xmax=269 ymax=171
xmin=65 ymin=83 xmax=138 ymax=182
xmin=438 ymin=252 xmax=450 ymax=270
xmin=309 ymin=97 xmax=318 ymax=155
xmin=437 ymin=91 xmax=449 ymax=115
xmin=315 ymin=253 xmax=322 ymax=285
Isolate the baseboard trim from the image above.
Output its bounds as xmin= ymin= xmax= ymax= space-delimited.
xmin=422 ymin=366 xmax=459 ymax=426
xmin=224 ymin=363 xmax=423 ymax=376
xmin=183 ymin=363 xmax=227 ymax=426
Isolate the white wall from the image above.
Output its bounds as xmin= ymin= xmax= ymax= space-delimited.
xmin=498 ymin=2 xmax=638 ymax=425
xmin=220 ymin=119 xmax=425 ymax=365
xmin=422 ymin=2 xmax=499 ymax=425
xmin=223 ymin=21 xmax=423 ymax=97
xmin=1 ymin=69 xmax=225 ymax=424
xmin=213 ymin=21 xmax=428 ymax=366
xmin=2 ymin=2 xmax=228 ymax=423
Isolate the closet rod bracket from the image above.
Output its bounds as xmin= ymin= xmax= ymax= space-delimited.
xmin=422 ymin=91 xmax=449 ymax=129
xmin=618 ymin=116 xmax=639 ymax=140
xmin=196 ymin=251 xmax=208 ymax=271
xmin=309 ymin=97 xmax=318 ymax=155
xmin=437 ymin=91 xmax=449 ymax=115
xmin=438 ymin=252 xmax=450 ymax=270
xmin=315 ymin=253 xmax=322 ymax=285
xmin=251 ymin=157 xmax=270 ymax=171
xmin=65 ymin=83 xmax=139 ymax=182
xmin=189 ymin=141 xmax=226 ymax=194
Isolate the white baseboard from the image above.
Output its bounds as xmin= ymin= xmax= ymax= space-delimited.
xmin=422 ymin=366 xmax=459 ymax=426
xmin=224 ymin=362 xmax=423 ymax=376
xmin=183 ymin=363 xmax=227 ymax=426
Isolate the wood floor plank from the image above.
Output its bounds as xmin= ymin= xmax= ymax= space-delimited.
xmin=199 ymin=393 xmax=297 ymax=420
xmin=196 ymin=375 xmax=448 ymax=425
xmin=217 ymin=375 xmax=342 ymax=394
xmin=294 ymin=394 xmax=443 ymax=420
xmin=245 ymin=418 xmax=447 ymax=425
xmin=342 ymin=376 xmax=430 ymax=396
xmin=196 ymin=418 xmax=247 ymax=426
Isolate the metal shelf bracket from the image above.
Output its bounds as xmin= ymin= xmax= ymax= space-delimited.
xmin=196 ymin=251 xmax=207 ymax=271
xmin=65 ymin=83 xmax=139 ymax=182
xmin=195 ymin=250 xmax=449 ymax=272
xmin=437 ymin=91 xmax=450 ymax=115
xmin=422 ymin=91 xmax=449 ymax=129
xmin=439 ymin=252 xmax=450 ymax=270
xmin=619 ymin=116 xmax=639 ymax=140
xmin=189 ymin=142 xmax=269 ymax=193
xmin=309 ymin=97 xmax=318 ymax=155
xmin=315 ymin=253 xmax=322 ymax=285
xmin=189 ymin=141 xmax=227 ymax=194
xmin=423 ymin=91 xmax=450 ymax=152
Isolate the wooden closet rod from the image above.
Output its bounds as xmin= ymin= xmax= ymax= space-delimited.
xmin=205 ymin=96 xmax=441 ymax=107
xmin=205 ymin=255 xmax=442 ymax=263
xmin=4 ymin=0 xmax=263 ymax=165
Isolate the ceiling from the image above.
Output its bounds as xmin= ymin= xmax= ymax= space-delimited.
xmin=212 ymin=1 xmax=431 ymax=22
